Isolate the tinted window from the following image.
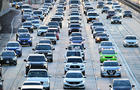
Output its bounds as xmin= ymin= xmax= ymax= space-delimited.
xmin=2 ymin=52 xmax=15 ymax=56
xmin=103 ymin=62 xmax=118 ymax=66
xmin=7 ymin=43 xmax=19 ymax=47
xmin=66 ymin=73 xmax=82 ymax=78
xmin=19 ymin=34 xmax=30 ymax=38
xmin=28 ymin=71 xmax=48 ymax=77
xmin=71 ymin=37 xmax=82 ymax=40
xmin=125 ymin=36 xmax=136 ymax=40
xmin=101 ymin=42 xmax=112 ymax=46
xmin=36 ymin=45 xmax=51 ymax=50
xmin=102 ymin=50 xmax=115 ymax=54
xmin=28 ymin=56 xmax=46 ymax=62
xmin=113 ymin=80 xmax=131 ymax=87
xmin=67 ymin=58 xmax=82 ymax=63
xmin=67 ymin=52 xmax=80 ymax=56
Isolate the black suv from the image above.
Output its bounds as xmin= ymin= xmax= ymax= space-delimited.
xmin=24 ymin=54 xmax=48 ymax=75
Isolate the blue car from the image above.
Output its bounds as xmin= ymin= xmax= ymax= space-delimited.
xmin=6 ymin=41 xmax=22 ymax=57
xmin=18 ymin=33 xmax=32 ymax=46
xmin=69 ymin=36 xmax=85 ymax=47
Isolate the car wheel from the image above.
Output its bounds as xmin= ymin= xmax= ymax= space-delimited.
xmin=119 ymin=22 xmax=122 ymax=24
xmin=13 ymin=61 xmax=17 ymax=65
xmin=30 ymin=43 xmax=32 ymax=46
xmin=123 ymin=44 xmax=126 ymax=47
xmin=83 ymin=71 xmax=85 ymax=76
xmin=101 ymin=73 xmax=104 ymax=77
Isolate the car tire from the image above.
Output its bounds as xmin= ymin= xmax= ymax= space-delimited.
xmin=101 ymin=73 xmax=104 ymax=77
xmin=13 ymin=61 xmax=17 ymax=65
xmin=123 ymin=44 xmax=126 ymax=47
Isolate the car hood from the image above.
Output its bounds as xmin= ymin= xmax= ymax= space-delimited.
xmin=6 ymin=47 xmax=19 ymax=50
xmin=100 ymin=46 xmax=114 ymax=49
xmin=125 ymin=40 xmax=137 ymax=43
xmin=27 ymin=77 xmax=49 ymax=82
xmin=113 ymin=86 xmax=131 ymax=90
xmin=102 ymin=66 xmax=120 ymax=70
xmin=66 ymin=63 xmax=84 ymax=66
xmin=101 ymin=54 xmax=116 ymax=56
xmin=64 ymin=78 xmax=84 ymax=82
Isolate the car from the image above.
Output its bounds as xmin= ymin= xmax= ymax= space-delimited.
xmin=18 ymin=81 xmax=44 ymax=90
xmin=32 ymin=43 xmax=55 ymax=62
xmin=37 ymin=26 xmax=48 ymax=36
xmin=123 ymin=11 xmax=132 ymax=18
xmin=40 ymin=7 xmax=49 ymax=16
xmin=17 ymin=33 xmax=32 ymax=46
xmin=100 ymin=61 xmax=121 ymax=77
xmin=33 ymin=10 xmax=44 ymax=21
xmin=15 ymin=2 xmax=23 ymax=9
xmin=84 ymin=6 xmax=94 ymax=15
xmin=109 ymin=79 xmax=135 ymax=90
xmin=16 ymin=28 xmax=29 ymax=41
xmin=69 ymin=36 xmax=85 ymax=47
xmin=68 ymin=23 xmax=82 ymax=35
xmin=26 ymin=69 xmax=51 ymax=90
xmin=93 ymin=28 xmax=105 ymax=38
xmin=48 ymin=21 xmax=60 ymax=30
xmin=32 ymin=20 xmax=40 ymax=29
xmin=5 ymin=41 xmax=22 ymax=57
xmin=39 ymin=39 xmax=52 ymax=45
xmin=21 ymin=4 xmax=32 ymax=14
xmin=123 ymin=35 xmax=139 ymax=47
xmin=101 ymin=6 xmax=109 ymax=13
xmin=0 ymin=50 xmax=17 ymax=65
xmin=24 ymin=54 xmax=48 ymax=75
xmin=51 ymin=16 xmax=62 ymax=28
xmin=100 ymin=49 xmax=117 ymax=63
xmin=95 ymin=33 xmax=109 ymax=43
xmin=65 ymin=50 xmax=85 ymax=60
xmin=114 ymin=5 xmax=122 ymax=12
xmin=64 ymin=56 xmax=86 ymax=75
xmin=63 ymin=70 xmax=85 ymax=89
xmin=97 ymin=1 xmax=104 ymax=8
xmin=22 ymin=21 xmax=34 ymax=33
xmin=44 ymin=32 xmax=57 ymax=45
xmin=22 ymin=9 xmax=32 ymax=22
xmin=55 ymin=12 xmax=64 ymax=19
xmin=106 ymin=10 xmax=115 ymax=19
xmin=98 ymin=41 xmax=114 ymax=53
xmin=87 ymin=12 xmax=99 ymax=23
xmin=68 ymin=16 xmax=81 ymax=24
xmin=111 ymin=16 xmax=121 ymax=24
xmin=90 ymin=22 xmax=104 ymax=33
xmin=66 ymin=44 xmax=86 ymax=53
xmin=70 ymin=32 xmax=82 ymax=38
xmin=106 ymin=0 xmax=112 ymax=4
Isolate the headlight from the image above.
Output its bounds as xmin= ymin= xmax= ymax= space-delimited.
xmin=113 ymin=56 xmax=116 ymax=58
xmin=96 ymin=37 xmax=100 ymax=40
xmin=66 ymin=65 xmax=69 ymax=67
xmin=13 ymin=57 xmax=17 ymax=60
xmin=26 ymin=63 xmax=29 ymax=67
xmin=1 ymin=58 xmax=3 ymax=60
xmin=116 ymin=69 xmax=120 ymax=71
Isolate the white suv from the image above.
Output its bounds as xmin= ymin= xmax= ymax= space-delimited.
xmin=63 ymin=70 xmax=85 ymax=89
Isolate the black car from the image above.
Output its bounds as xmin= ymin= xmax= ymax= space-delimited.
xmin=93 ymin=28 xmax=105 ymax=38
xmin=0 ymin=50 xmax=17 ymax=65
xmin=39 ymin=39 xmax=52 ymax=45
xmin=16 ymin=28 xmax=29 ymax=41
xmin=106 ymin=10 xmax=115 ymax=19
xmin=101 ymin=6 xmax=109 ymax=13
xmin=68 ymin=23 xmax=81 ymax=35
xmin=51 ymin=17 xmax=62 ymax=28
xmin=123 ymin=11 xmax=132 ymax=18
xmin=17 ymin=33 xmax=32 ymax=46
xmin=24 ymin=54 xmax=48 ymax=75
xmin=95 ymin=33 xmax=109 ymax=43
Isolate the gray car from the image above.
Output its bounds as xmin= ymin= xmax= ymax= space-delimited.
xmin=123 ymin=35 xmax=138 ymax=47
xmin=100 ymin=61 xmax=121 ymax=77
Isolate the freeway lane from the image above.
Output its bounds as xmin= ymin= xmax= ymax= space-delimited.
xmin=2 ymin=0 xmax=140 ymax=90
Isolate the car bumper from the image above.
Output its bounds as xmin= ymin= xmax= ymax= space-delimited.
xmin=63 ymin=83 xmax=85 ymax=89
xmin=100 ymin=58 xmax=117 ymax=63
xmin=101 ymin=71 xmax=121 ymax=77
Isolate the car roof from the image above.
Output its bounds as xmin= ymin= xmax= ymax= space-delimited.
xmin=28 ymin=54 xmax=45 ymax=56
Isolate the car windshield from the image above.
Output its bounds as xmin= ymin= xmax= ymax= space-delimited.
xmin=7 ymin=43 xmax=19 ymax=47
xmin=71 ymin=13 xmax=79 ymax=15
xmin=23 ymin=82 xmax=41 ymax=85
xmin=22 ymin=89 xmax=42 ymax=90
xmin=19 ymin=34 xmax=30 ymax=38
xmin=71 ymin=33 xmax=81 ymax=36
xmin=23 ymin=23 xmax=32 ymax=26
xmin=97 ymin=34 xmax=107 ymax=37
xmin=28 ymin=56 xmax=46 ymax=62
xmin=112 ymin=17 xmax=120 ymax=19
xmin=102 ymin=50 xmax=115 ymax=54
xmin=66 ymin=73 xmax=82 ymax=78
xmin=108 ymin=11 xmax=115 ymax=14
xmin=2 ymin=52 xmax=15 ymax=56
xmin=32 ymin=21 xmax=39 ymax=24
xmin=113 ymin=80 xmax=131 ymax=87
xmin=95 ymin=28 xmax=104 ymax=32
xmin=103 ymin=62 xmax=118 ymax=66
xmin=45 ymin=34 xmax=55 ymax=37
xmin=18 ymin=29 xmax=28 ymax=33
xmin=125 ymin=36 xmax=136 ymax=40
xmin=71 ymin=37 xmax=82 ymax=40
xmin=70 ymin=25 xmax=80 ymax=27
xmin=67 ymin=58 xmax=82 ymax=63
xmin=103 ymin=7 xmax=109 ymax=10
xmin=88 ymin=13 xmax=98 ymax=16
xmin=115 ymin=6 xmax=121 ymax=8
xmin=124 ymin=11 xmax=131 ymax=14
xmin=36 ymin=45 xmax=51 ymax=50
xmin=101 ymin=42 xmax=112 ymax=46
xmin=22 ymin=5 xmax=30 ymax=9
xmin=56 ymin=13 xmax=62 ymax=15
xmin=51 ymin=18 xmax=61 ymax=21
xmin=28 ymin=71 xmax=48 ymax=77
xmin=93 ymin=23 xmax=103 ymax=26
xmin=24 ymin=10 xmax=32 ymax=13
xmin=39 ymin=26 xmax=48 ymax=29
xmin=39 ymin=40 xmax=51 ymax=44
xmin=68 ymin=45 xmax=83 ymax=50
xmin=67 ymin=52 xmax=80 ymax=56
xmin=33 ymin=11 xmax=42 ymax=14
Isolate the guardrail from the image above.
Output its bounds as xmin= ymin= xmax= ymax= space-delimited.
xmin=118 ymin=0 xmax=140 ymax=13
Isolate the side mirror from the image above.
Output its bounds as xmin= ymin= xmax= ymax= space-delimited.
xmin=83 ymin=61 xmax=86 ymax=63
xmin=48 ymin=75 xmax=52 ymax=78
xmin=62 ymin=75 xmax=65 ymax=78
xmin=24 ymin=74 xmax=27 ymax=77
xmin=120 ymin=64 xmax=122 ymax=66
xmin=24 ymin=59 xmax=27 ymax=62
xmin=32 ymin=48 xmax=35 ymax=51
xmin=65 ymin=48 xmax=67 ymax=49
xmin=83 ymin=39 xmax=85 ymax=41
xmin=18 ymin=87 xmax=21 ymax=89
xmin=109 ymin=85 xmax=112 ymax=87
xmin=64 ymin=61 xmax=66 ymax=63
xmin=52 ymin=48 xmax=55 ymax=50
xmin=83 ymin=76 xmax=86 ymax=78
xmin=132 ymin=85 xmax=135 ymax=87
xmin=100 ymin=64 xmax=103 ymax=66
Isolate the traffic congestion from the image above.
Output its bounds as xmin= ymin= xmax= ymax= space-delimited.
xmin=1 ymin=0 xmax=140 ymax=90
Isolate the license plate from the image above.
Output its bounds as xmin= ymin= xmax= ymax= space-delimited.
xmin=6 ymin=61 xmax=9 ymax=64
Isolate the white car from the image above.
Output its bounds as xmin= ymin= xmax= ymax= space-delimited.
xmin=26 ymin=69 xmax=51 ymax=90
xmin=18 ymin=81 xmax=44 ymax=90
xmin=111 ymin=16 xmax=121 ymax=24
xmin=123 ymin=35 xmax=139 ymax=47
xmin=37 ymin=26 xmax=48 ymax=36
xmin=64 ymin=56 xmax=86 ymax=75
xmin=63 ymin=70 xmax=85 ymax=89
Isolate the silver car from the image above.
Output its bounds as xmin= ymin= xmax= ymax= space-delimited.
xmin=123 ymin=35 xmax=138 ymax=47
xmin=100 ymin=61 xmax=121 ymax=77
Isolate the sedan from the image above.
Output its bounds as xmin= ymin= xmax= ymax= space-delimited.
xmin=123 ymin=35 xmax=138 ymax=47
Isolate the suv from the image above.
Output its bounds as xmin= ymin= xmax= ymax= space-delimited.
xmin=100 ymin=50 xmax=117 ymax=63
xmin=16 ymin=28 xmax=29 ymax=41
xmin=91 ymin=22 xmax=104 ymax=33
xmin=106 ymin=10 xmax=115 ymax=19
xmin=111 ymin=16 xmax=121 ymax=24
xmin=63 ymin=70 xmax=85 ymax=89
xmin=100 ymin=61 xmax=121 ymax=77
xmin=64 ymin=56 xmax=86 ymax=75
xmin=123 ymin=35 xmax=138 ymax=47
xmin=95 ymin=33 xmax=109 ymax=43
xmin=33 ymin=43 xmax=55 ymax=62
xmin=0 ymin=50 xmax=17 ymax=65
xmin=26 ymin=69 xmax=51 ymax=90
xmin=22 ymin=21 xmax=34 ymax=33
xmin=93 ymin=28 xmax=105 ymax=38
xmin=87 ymin=12 xmax=99 ymax=23
xmin=45 ymin=32 xmax=57 ymax=45
xmin=68 ymin=23 xmax=81 ymax=35
xmin=123 ymin=11 xmax=132 ymax=18
xmin=101 ymin=6 xmax=109 ymax=14
xmin=51 ymin=17 xmax=62 ymax=28
xmin=5 ymin=41 xmax=22 ymax=57
xmin=37 ymin=26 xmax=48 ymax=36
xmin=109 ymin=79 xmax=135 ymax=90
xmin=17 ymin=33 xmax=32 ymax=46
xmin=24 ymin=54 xmax=48 ymax=74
